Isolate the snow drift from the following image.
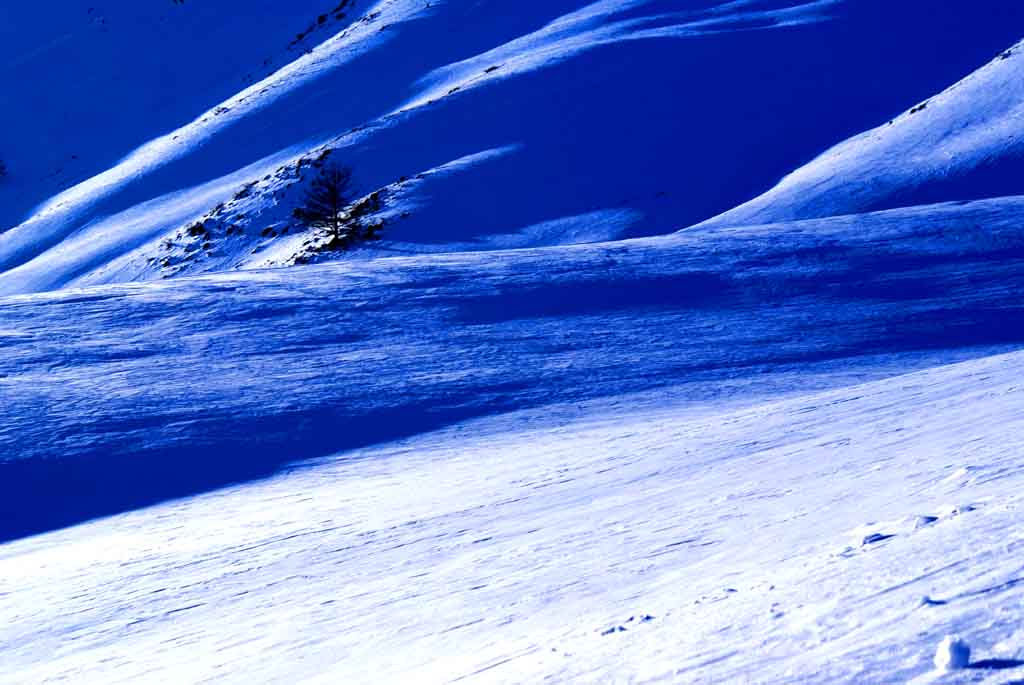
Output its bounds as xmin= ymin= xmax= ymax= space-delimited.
xmin=4 ymin=194 xmax=1024 ymax=540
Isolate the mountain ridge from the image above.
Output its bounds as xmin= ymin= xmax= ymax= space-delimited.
xmin=2 ymin=1 xmax=1022 ymax=294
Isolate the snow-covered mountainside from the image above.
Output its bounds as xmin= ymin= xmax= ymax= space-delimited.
xmin=3 ymin=1 xmax=1024 ymax=683
xmin=700 ymin=37 xmax=1024 ymax=228
xmin=1 ymin=1 xmax=1023 ymax=293
xmin=4 ymin=195 xmax=1024 ymax=682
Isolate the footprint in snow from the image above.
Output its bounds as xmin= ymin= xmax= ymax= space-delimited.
xmin=861 ymin=532 xmax=896 ymax=546
xmin=835 ymin=531 xmax=896 ymax=557
xmin=939 ymin=503 xmax=978 ymax=517
xmin=908 ymin=506 xmax=975 ymax=533
xmin=600 ymin=614 xmax=656 ymax=636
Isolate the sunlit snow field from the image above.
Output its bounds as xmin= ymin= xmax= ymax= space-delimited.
xmin=2 ymin=0 xmax=1024 ymax=683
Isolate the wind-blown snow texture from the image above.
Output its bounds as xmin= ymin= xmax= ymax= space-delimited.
xmin=3 ymin=1 xmax=1024 ymax=683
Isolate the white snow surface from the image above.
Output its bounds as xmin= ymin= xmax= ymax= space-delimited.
xmin=3 ymin=196 xmax=1024 ymax=683
xmin=4 ymin=3 xmax=1024 ymax=683
xmin=6 ymin=351 xmax=1024 ymax=684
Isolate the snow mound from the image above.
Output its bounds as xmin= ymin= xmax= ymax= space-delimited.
xmin=934 ymin=635 xmax=971 ymax=670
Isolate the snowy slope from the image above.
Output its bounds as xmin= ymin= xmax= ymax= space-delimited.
xmin=3 ymin=193 xmax=1024 ymax=534
xmin=4 ymin=3 xmax=1024 ymax=683
xmin=0 ymin=0 xmax=354 ymax=223
xmin=700 ymin=38 xmax=1024 ymax=228
xmin=3 ymin=196 xmax=1024 ymax=680
xmin=2 ymin=1 xmax=1023 ymax=293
